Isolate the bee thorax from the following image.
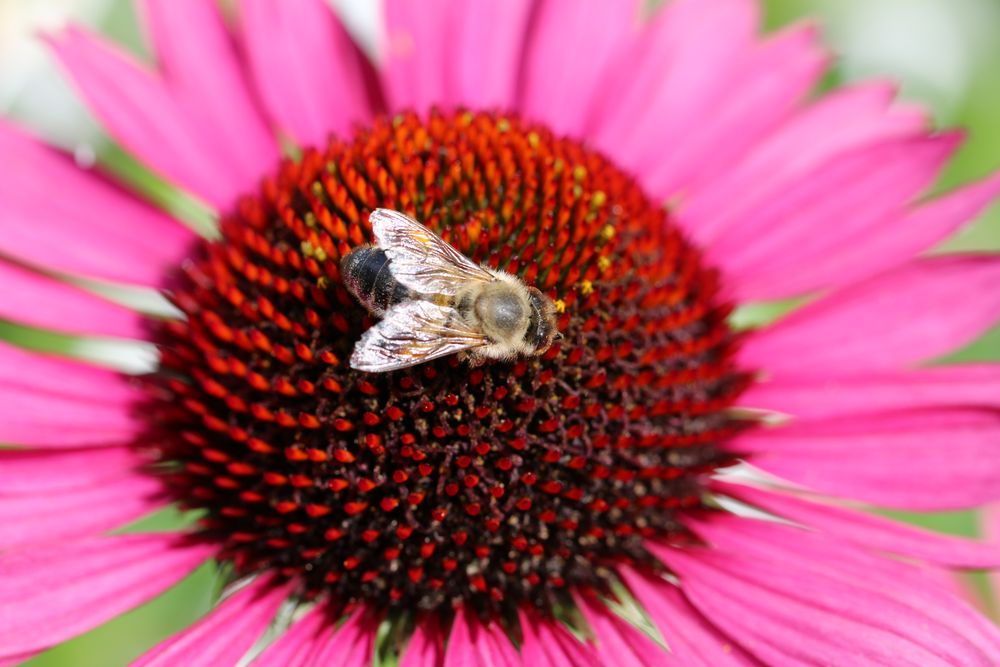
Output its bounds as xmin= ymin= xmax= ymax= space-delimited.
xmin=476 ymin=289 xmax=528 ymax=340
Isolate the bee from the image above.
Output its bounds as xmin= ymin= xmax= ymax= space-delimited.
xmin=341 ymin=209 xmax=559 ymax=372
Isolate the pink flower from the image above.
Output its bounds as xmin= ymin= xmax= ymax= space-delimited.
xmin=3 ymin=0 xmax=1000 ymax=665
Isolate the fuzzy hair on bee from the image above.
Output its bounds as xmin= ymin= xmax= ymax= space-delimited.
xmin=341 ymin=209 xmax=559 ymax=372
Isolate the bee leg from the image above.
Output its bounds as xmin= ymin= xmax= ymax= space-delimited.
xmin=460 ymin=350 xmax=487 ymax=368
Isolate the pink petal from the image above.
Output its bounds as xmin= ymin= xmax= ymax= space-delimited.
xmin=382 ymin=0 xmax=454 ymax=113
xmin=131 ymin=578 xmax=287 ymax=667
xmin=0 ymin=363 xmax=141 ymax=447
xmin=707 ymin=134 xmax=961 ymax=301
xmin=518 ymin=608 xmax=598 ymax=667
xmin=740 ymin=364 xmax=1000 ymax=419
xmin=0 ymin=260 xmax=146 ymax=339
xmin=587 ymin=0 xmax=760 ymax=195
xmin=649 ymin=23 xmax=827 ymax=203
xmin=740 ymin=255 xmax=1000 ymax=377
xmin=0 ymin=534 xmax=213 ymax=659
xmin=0 ymin=123 xmax=194 ymax=286
xmin=0 ymin=341 xmax=139 ymax=403
xmin=0 ymin=473 xmax=164 ymax=550
xmin=308 ymin=607 xmax=378 ymax=667
xmin=650 ymin=516 xmax=1000 ymax=666
xmin=446 ymin=1 xmax=534 ymax=111
xmin=714 ymin=480 xmax=1000 ymax=568
xmin=48 ymin=27 xmax=245 ymax=208
xmin=731 ymin=408 xmax=1000 ymax=510
xmin=0 ymin=447 xmax=145 ymax=493
xmin=517 ymin=0 xmax=640 ymax=137
xmin=572 ymin=591 xmax=677 ymax=667
xmin=0 ymin=652 xmax=39 ymax=667
xmin=683 ymin=82 xmax=927 ymax=246
xmin=140 ymin=0 xmax=279 ymax=190
xmin=251 ymin=604 xmax=330 ymax=667
xmin=618 ymin=567 xmax=757 ymax=666
xmin=444 ymin=608 xmax=520 ymax=667
xmin=401 ymin=614 xmax=445 ymax=667
xmin=239 ymin=0 xmax=373 ymax=147
xmin=741 ymin=169 xmax=1000 ymax=300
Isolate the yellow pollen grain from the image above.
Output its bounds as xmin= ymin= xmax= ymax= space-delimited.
xmin=578 ymin=280 xmax=594 ymax=295
xmin=527 ymin=132 xmax=540 ymax=149
xmin=300 ymin=241 xmax=315 ymax=257
xmin=304 ymin=212 xmax=318 ymax=228
xmin=496 ymin=118 xmax=511 ymax=133
xmin=597 ymin=256 xmax=612 ymax=273
xmin=317 ymin=276 xmax=329 ymax=289
xmin=572 ymin=165 xmax=587 ymax=182
xmin=554 ymin=299 xmax=566 ymax=313
xmin=591 ymin=190 xmax=607 ymax=208
xmin=553 ymin=158 xmax=564 ymax=174
xmin=313 ymin=247 xmax=328 ymax=262
xmin=460 ymin=112 xmax=474 ymax=126
xmin=600 ymin=224 xmax=615 ymax=241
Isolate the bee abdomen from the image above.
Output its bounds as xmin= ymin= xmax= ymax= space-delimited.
xmin=341 ymin=246 xmax=414 ymax=316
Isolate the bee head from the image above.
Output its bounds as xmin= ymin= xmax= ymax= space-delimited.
xmin=525 ymin=287 xmax=559 ymax=355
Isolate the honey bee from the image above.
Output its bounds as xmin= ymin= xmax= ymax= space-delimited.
xmin=341 ymin=209 xmax=559 ymax=372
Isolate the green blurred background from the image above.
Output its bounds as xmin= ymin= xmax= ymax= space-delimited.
xmin=1 ymin=0 xmax=998 ymax=664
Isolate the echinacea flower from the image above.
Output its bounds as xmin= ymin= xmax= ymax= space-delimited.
xmin=4 ymin=0 xmax=1000 ymax=665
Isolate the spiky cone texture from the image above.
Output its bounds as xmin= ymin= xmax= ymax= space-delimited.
xmin=2 ymin=0 xmax=1000 ymax=666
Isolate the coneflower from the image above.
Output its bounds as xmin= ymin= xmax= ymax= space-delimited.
xmin=3 ymin=1 xmax=1000 ymax=665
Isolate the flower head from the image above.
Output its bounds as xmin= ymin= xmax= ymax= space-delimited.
xmin=3 ymin=0 xmax=1000 ymax=665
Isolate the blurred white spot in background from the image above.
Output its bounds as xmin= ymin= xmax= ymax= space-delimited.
xmin=331 ymin=0 xmax=382 ymax=60
xmin=816 ymin=0 xmax=1000 ymax=121
xmin=0 ymin=0 xmax=112 ymax=147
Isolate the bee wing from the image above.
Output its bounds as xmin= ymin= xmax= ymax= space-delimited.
xmin=369 ymin=208 xmax=494 ymax=295
xmin=350 ymin=300 xmax=489 ymax=372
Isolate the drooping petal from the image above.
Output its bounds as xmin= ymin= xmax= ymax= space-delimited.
xmin=0 ymin=473 xmax=164 ymax=550
xmin=0 ymin=123 xmax=195 ymax=286
xmin=47 ymin=27 xmax=245 ymax=208
xmin=738 ymin=169 xmax=1000 ymax=299
xmin=131 ymin=578 xmax=287 ymax=667
xmin=706 ymin=135 xmax=960 ymax=301
xmin=683 ymin=82 xmax=927 ymax=246
xmin=739 ymin=255 xmax=1000 ymax=376
xmin=139 ymin=0 xmax=279 ymax=189
xmin=740 ymin=364 xmax=1000 ymax=419
xmin=518 ymin=608 xmax=599 ymax=667
xmin=250 ymin=604 xmax=329 ymax=667
xmin=0 ymin=260 xmax=147 ymax=340
xmin=238 ymin=0 xmax=372 ymax=147
xmin=573 ymin=591 xmax=677 ymax=667
xmin=649 ymin=516 xmax=1000 ymax=666
xmin=0 ymin=534 xmax=213 ymax=659
xmin=0 ymin=347 xmax=143 ymax=446
xmin=618 ymin=568 xmax=757 ymax=666
xmin=730 ymin=408 xmax=1000 ymax=510
xmin=0 ymin=341 xmax=139 ymax=403
xmin=307 ymin=607 xmax=378 ymax=667
xmin=401 ymin=614 xmax=445 ymax=667
xmin=0 ymin=446 xmax=145 ymax=493
xmin=0 ymin=390 xmax=141 ymax=448
xmin=587 ymin=0 xmax=761 ymax=195
xmin=444 ymin=608 xmax=520 ymax=667
xmin=517 ymin=0 xmax=640 ymax=137
xmin=714 ymin=481 xmax=1000 ymax=568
